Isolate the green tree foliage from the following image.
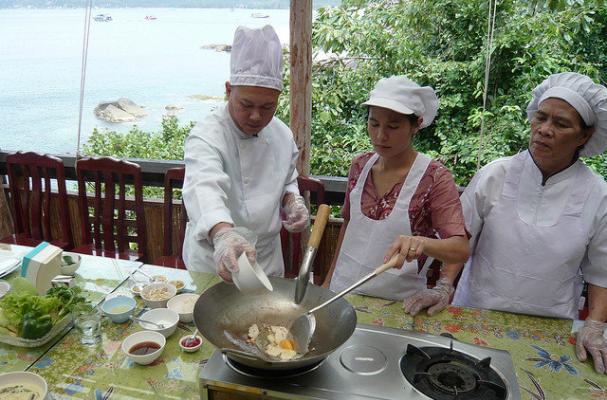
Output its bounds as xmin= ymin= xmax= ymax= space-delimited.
xmin=287 ymin=0 xmax=607 ymax=185
xmin=85 ymin=0 xmax=607 ymax=188
xmin=83 ymin=116 xmax=194 ymax=197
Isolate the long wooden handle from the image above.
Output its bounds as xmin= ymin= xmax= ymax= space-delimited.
xmin=307 ymin=204 xmax=330 ymax=250
xmin=374 ymin=254 xmax=405 ymax=274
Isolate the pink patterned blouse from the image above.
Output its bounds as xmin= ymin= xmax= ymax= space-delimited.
xmin=342 ymin=152 xmax=467 ymax=245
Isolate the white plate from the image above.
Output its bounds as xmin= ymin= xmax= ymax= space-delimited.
xmin=0 ymin=256 xmax=20 ymax=278
xmin=0 ymin=281 xmax=10 ymax=298
xmin=0 ymin=371 xmax=48 ymax=400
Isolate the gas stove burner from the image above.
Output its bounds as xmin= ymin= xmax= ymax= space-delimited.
xmin=400 ymin=344 xmax=507 ymax=400
xmin=223 ymin=354 xmax=325 ymax=379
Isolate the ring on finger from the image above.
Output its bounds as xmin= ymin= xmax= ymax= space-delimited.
xmin=409 ymin=247 xmax=416 ymax=252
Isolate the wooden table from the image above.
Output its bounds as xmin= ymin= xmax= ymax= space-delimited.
xmin=1 ymin=253 xmax=607 ymax=399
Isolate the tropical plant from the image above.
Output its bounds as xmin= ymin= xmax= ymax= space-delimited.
xmin=293 ymin=0 xmax=607 ymax=185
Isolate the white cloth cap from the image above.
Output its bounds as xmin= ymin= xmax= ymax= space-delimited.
xmin=527 ymin=72 xmax=607 ymax=157
xmin=230 ymin=25 xmax=283 ymax=91
xmin=362 ymin=75 xmax=439 ymax=128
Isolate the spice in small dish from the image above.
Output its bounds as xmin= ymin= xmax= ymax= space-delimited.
xmin=179 ymin=335 xmax=202 ymax=352
xmin=169 ymin=280 xmax=185 ymax=292
xmin=130 ymin=283 xmax=146 ymax=296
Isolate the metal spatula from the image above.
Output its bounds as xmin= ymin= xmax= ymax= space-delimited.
xmin=290 ymin=253 xmax=405 ymax=353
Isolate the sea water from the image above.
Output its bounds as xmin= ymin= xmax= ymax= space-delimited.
xmin=0 ymin=8 xmax=289 ymax=156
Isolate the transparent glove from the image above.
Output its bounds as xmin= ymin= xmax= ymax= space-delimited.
xmin=282 ymin=194 xmax=310 ymax=233
xmin=576 ymin=318 xmax=607 ymax=374
xmin=212 ymin=227 xmax=256 ymax=282
xmin=403 ymin=277 xmax=454 ymax=316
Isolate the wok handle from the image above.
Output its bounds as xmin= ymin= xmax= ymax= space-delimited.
xmin=295 ymin=204 xmax=331 ymax=304
xmin=307 ymin=204 xmax=331 ymax=249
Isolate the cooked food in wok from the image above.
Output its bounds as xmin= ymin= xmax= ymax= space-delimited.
xmin=247 ymin=323 xmax=302 ymax=361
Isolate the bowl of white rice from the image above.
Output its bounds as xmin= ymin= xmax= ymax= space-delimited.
xmin=167 ymin=293 xmax=199 ymax=323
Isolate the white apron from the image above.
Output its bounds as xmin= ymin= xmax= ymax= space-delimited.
xmin=330 ymin=153 xmax=433 ymax=300
xmin=454 ymin=152 xmax=592 ymax=319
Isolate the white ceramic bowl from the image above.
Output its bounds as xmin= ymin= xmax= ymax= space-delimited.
xmin=60 ymin=252 xmax=81 ymax=275
xmin=140 ymin=282 xmax=176 ymax=308
xmin=101 ymin=295 xmax=136 ymax=323
xmin=0 ymin=371 xmax=48 ymax=400
xmin=138 ymin=308 xmax=179 ymax=338
xmin=0 ymin=280 xmax=10 ymax=299
xmin=233 ymin=252 xmax=273 ymax=295
xmin=129 ymin=281 xmax=147 ymax=297
xmin=121 ymin=330 xmax=166 ymax=365
xmin=167 ymin=293 xmax=199 ymax=323
xmin=168 ymin=279 xmax=185 ymax=293
xmin=179 ymin=334 xmax=203 ymax=353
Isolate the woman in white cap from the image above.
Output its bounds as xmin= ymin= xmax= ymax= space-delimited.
xmin=323 ymin=76 xmax=470 ymax=305
xmin=408 ymin=72 xmax=607 ymax=374
xmin=182 ymin=25 xmax=309 ymax=282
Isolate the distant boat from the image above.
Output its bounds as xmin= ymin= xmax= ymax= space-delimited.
xmin=251 ymin=12 xmax=269 ymax=18
xmin=144 ymin=15 xmax=157 ymax=21
xmin=94 ymin=14 xmax=112 ymax=22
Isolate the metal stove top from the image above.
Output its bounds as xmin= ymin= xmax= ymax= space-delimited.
xmin=199 ymin=324 xmax=521 ymax=400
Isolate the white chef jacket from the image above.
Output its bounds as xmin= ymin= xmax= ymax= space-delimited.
xmin=182 ymin=103 xmax=300 ymax=276
xmin=453 ymin=150 xmax=607 ymax=319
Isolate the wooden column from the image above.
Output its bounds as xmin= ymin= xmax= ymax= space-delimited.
xmin=289 ymin=0 xmax=313 ymax=175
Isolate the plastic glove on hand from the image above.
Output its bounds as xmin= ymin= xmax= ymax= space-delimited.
xmin=282 ymin=194 xmax=310 ymax=233
xmin=212 ymin=227 xmax=256 ymax=282
xmin=403 ymin=277 xmax=454 ymax=316
xmin=576 ymin=318 xmax=607 ymax=374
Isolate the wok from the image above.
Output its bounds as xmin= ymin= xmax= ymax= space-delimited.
xmin=193 ymin=276 xmax=357 ymax=371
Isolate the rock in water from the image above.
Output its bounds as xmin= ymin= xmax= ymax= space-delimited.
xmin=94 ymin=98 xmax=147 ymax=123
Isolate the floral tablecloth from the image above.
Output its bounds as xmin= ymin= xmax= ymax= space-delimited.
xmin=3 ymin=261 xmax=607 ymax=399
xmin=0 ymin=245 xmax=141 ymax=373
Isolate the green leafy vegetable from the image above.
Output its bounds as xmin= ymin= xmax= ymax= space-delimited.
xmin=62 ymin=255 xmax=75 ymax=265
xmin=0 ymin=286 xmax=88 ymax=340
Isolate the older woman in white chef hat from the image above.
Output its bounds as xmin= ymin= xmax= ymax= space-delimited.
xmin=182 ymin=25 xmax=309 ymax=282
xmin=323 ymin=76 xmax=470 ymax=304
xmin=401 ymin=72 xmax=607 ymax=374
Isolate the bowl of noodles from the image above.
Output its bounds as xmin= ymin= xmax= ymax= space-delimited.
xmin=141 ymin=282 xmax=176 ymax=309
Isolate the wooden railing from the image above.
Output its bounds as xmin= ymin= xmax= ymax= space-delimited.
xmin=0 ymin=152 xmax=345 ymax=278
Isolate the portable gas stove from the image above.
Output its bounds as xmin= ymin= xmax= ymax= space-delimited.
xmin=199 ymin=324 xmax=521 ymax=400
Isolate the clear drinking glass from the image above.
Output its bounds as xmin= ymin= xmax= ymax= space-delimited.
xmin=74 ymin=306 xmax=101 ymax=345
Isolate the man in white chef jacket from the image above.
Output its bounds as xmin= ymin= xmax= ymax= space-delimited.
xmin=394 ymin=72 xmax=607 ymax=374
xmin=182 ymin=25 xmax=309 ymax=282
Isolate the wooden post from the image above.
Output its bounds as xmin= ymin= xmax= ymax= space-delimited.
xmin=289 ymin=0 xmax=313 ymax=175
xmin=0 ymin=185 xmax=13 ymax=237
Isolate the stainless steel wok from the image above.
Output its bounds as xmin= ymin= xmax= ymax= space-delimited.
xmin=193 ymin=276 xmax=357 ymax=371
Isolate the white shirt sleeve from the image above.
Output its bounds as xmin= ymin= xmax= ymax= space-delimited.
xmin=581 ymin=192 xmax=607 ymax=288
xmin=461 ymin=159 xmax=509 ymax=251
xmin=182 ymin=129 xmax=234 ymax=242
xmin=283 ymin=138 xmax=300 ymax=198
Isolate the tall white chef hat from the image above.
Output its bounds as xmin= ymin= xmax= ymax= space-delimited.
xmin=362 ymin=75 xmax=439 ymax=128
xmin=527 ymin=72 xmax=607 ymax=157
xmin=230 ymin=25 xmax=283 ymax=91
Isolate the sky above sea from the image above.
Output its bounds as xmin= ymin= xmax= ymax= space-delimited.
xmin=0 ymin=8 xmax=290 ymax=155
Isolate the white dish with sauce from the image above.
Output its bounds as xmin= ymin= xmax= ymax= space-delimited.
xmin=121 ymin=330 xmax=166 ymax=365
xmin=0 ymin=371 xmax=48 ymax=400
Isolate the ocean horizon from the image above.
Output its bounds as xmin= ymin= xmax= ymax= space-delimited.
xmin=0 ymin=7 xmax=290 ymax=156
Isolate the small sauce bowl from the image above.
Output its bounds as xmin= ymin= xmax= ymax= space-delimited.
xmin=101 ymin=296 xmax=136 ymax=323
xmin=179 ymin=335 xmax=202 ymax=353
